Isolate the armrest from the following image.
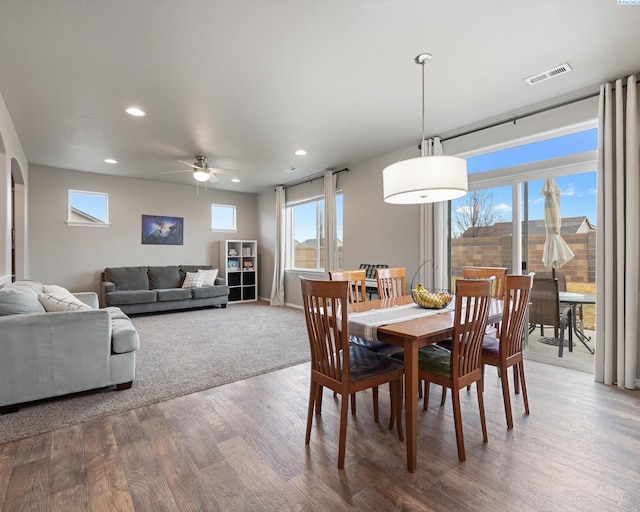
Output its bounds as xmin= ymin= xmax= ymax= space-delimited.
xmin=215 ymin=277 xmax=226 ymax=286
xmin=74 ymin=292 xmax=99 ymax=309
xmin=100 ymin=280 xmax=116 ymax=307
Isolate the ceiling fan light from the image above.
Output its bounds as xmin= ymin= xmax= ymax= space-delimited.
xmin=383 ymin=155 xmax=467 ymax=204
xmin=193 ymin=170 xmax=210 ymax=182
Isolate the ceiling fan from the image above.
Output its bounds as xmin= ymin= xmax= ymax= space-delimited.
xmin=162 ymin=155 xmax=231 ymax=185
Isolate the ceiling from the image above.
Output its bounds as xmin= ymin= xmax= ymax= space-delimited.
xmin=1 ymin=0 xmax=639 ymax=194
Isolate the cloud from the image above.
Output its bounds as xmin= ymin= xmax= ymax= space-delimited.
xmin=493 ymin=203 xmax=511 ymax=213
xmin=588 ymin=187 xmax=597 ymax=195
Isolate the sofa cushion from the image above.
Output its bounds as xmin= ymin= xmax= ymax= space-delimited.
xmin=105 ymin=290 xmax=157 ymax=306
xmin=182 ymin=272 xmax=204 ymax=288
xmin=0 ymin=285 xmax=47 ymax=315
xmin=105 ymin=266 xmax=150 ymax=290
xmin=198 ymin=268 xmax=219 ymax=286
xmin=38 ymin=293 xmax=93 ymax=312
xmin=111 ymin=317 xmax=140 ymax=353
xmin=148 ymin=266 xmax=181 ymax=289
xmin=105 ymin=306 xmax=129 ymax=319
xmin=155 ymin=288 xmax=192 ymax=301
xmin=191 ymin=285 xmax=229 ymax=299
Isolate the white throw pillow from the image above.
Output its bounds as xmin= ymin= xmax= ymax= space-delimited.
xmin=197 ymin=268 xmax=219 ymax=286
xmin=43 ymin=284 xmax=75 ymax=298
xmin=182 ymin=272 xmax=204 ymax=288
xmin=38 ymin=293 xmax=92 ymax=312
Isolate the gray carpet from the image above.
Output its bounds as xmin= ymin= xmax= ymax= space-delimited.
xmin=0 ymin=301 xmax=309 ymax=445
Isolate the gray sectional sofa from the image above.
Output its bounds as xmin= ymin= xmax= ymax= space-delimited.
xmin=0 ymin=280 xmax=140 ymax=413
xmin=100 ymin=265 xmax=229 ymax=315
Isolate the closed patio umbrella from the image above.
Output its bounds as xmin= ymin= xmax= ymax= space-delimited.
xmin=541 ymin=178 xmax=574 ymax=275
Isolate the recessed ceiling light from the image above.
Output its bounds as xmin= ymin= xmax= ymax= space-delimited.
xmin=125 ymin=107 xmax=145 ymax=117
xmin=104 ymin=158 xmax=117 ymax=164
xmin=231 ymin=178 xmax=240 ymax=183
xmin=281 ymin=167 xmax=297 ymax=174
xmin=295 ymin=149 xmax=307 ymax=156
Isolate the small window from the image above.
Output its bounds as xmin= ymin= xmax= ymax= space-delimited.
xmin=211 ymin=203 xmax=237 ymax=232
xmin=67 ymin=190 xmax=109 ymax=226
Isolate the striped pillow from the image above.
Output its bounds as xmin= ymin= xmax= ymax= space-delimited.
xmin=38 ymin=293 xmax=92 ymax=312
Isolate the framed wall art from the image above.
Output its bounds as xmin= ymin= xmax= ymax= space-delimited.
xmin=141 ymin=215 xmax=184 ymax=245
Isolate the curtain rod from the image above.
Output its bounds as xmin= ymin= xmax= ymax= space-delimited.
xmin=442 ymin=76 xmax=640 ymax=143
xmin=278 ymin=167 xmax=349 ymax=190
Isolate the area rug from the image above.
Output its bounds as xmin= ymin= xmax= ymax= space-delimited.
xmin=0 ymin=301 xmax=309 ymax=445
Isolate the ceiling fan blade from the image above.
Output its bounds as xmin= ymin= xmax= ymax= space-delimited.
xmin=207 ymin=167 xmax=231 ymax=174
xmin=177 ymin=159 xmax=205 ymax=171
xmin=160 ymin=169 xmax=194 ymax=174
xmin=208 ymin=174 xmax=220 ymax=183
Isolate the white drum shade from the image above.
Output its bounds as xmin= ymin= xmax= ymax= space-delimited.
xmin=383 ymin=155 xmax=468 ymax=204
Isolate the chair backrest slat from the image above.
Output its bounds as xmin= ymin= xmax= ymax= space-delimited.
xmin=529 ymin=277 xmax=561 ymax=327
xmin=462 ymin=266 xmax=508 ymax=299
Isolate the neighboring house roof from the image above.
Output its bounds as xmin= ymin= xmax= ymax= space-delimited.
xmin=297 ymin=238 xmax=343 ymax=247
xmin=69 ymin=207 xmax=104 ymax=223
xmin=459 ymin=216 xmax=596 ymax=238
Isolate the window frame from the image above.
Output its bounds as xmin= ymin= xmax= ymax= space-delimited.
xmin=210 ymin=203 xmax=237 ymax=232
xmin=66 ymin=189 xmax=110 ymax=227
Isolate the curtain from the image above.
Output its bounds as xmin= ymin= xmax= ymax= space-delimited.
xmin=595 ymin=75 xmax=639 ymax=389
xmin=420 ymin=137 xmax=449 ymax=289
xmin=270 ymin=186 xmax=286 ymax=306
xmin=324 ymin=170 xmax=338 ymax=276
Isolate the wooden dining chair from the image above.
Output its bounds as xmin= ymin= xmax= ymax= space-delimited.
xmin=328 ymin=269 xmax=367 ymax=304
xmin=329 ymin=269 xmax=398 ymax=421
xmin=300 ymin=277 xmax=404 ymax=469
xmin=376 ymin=267 xmax=406 ymax=299
xmin=394 ymin=278 xmax=492 ymax=462
xmin=462 ymin=266 xmax=508 ymax=299
xmin=481 ymin=273 xmax=533 ymax=429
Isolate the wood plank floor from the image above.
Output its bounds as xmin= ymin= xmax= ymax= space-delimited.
xmin=1 ymin=360 xmax=639 ymax=511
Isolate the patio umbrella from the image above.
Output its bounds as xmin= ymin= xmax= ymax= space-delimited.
xmin=541 ymin=177 xmax=574 ymax=275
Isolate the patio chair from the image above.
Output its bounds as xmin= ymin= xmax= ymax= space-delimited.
xmin=528 ymin=277 xmax=573 ymax=357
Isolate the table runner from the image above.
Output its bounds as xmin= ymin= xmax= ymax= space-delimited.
xmin=349 ymin=299 xmax=455 ymax=342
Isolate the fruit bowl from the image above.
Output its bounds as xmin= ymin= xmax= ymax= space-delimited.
xmin=411 ymin=286 xmax=453 ymax=309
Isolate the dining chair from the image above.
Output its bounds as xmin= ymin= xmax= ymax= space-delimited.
xmin=376 ymin=267 xmax=406 ymax=299
xmin=329 ymin=269 xmax=399 ymax=421
xmin=393 ymin=278 xmax=492 ymax=462
xmin=462 ymin=266 xmax=508 ymax=299
xmin=300 ymin=277 xmax=404 ymax=469
xmin=481 ymin=273 xmax=533 ymax=429
xmin=528 ymin=277 xmax=573 ymax=357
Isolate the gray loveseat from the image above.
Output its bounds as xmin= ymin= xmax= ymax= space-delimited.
xmin=100 ymin=265 xmax=229 ymax=315
xmin=0 ymin=280 xmax=140 ymax=414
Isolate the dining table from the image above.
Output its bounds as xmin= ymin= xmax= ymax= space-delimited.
xmin=348 ymin=294 xmax=503 ymax=472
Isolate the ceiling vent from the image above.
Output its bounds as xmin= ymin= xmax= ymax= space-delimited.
xmin=524 ymin=63 xmax=572 ymax=86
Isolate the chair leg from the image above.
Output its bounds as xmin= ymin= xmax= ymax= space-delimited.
xmin=499 ymin=363 xmax=514 ymax=430
xmin=440 ymin=386 xmax=447 ymax=406
xmin=513 ymin=365 xmax=520 ymax=395
xmin=423 ymin=381 xmax=431 ymax=410
xmin=350 ymin=393 xmax=357 ymax=416
xmin=373 ymin=386 xmax=379 ymax=422
xmin=476 ymin=381 xmax=488 ymax=443
xmin=518 ymin=362 xmax=530 ymax=415
xmin=418 ymin=379 xmax=423 ymax=399
xmin=391 ymin=380 xmax=404 ymax=441
xmin=338 ymin=393 xmax=350 ymax=469
xmin=451 ymin=390 xmax=466 ymax=462
xmin=306 ymin=380 xmax=318 ymax=444
xmin=315 ymin=384 xmax=323 ymax=414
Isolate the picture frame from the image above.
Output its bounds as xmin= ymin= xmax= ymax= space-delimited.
xmin=141 ymin=215 xmax=184 ymax=245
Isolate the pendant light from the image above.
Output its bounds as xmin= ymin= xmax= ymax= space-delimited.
xmin=383 ymin=53 xmax=467 ymax=204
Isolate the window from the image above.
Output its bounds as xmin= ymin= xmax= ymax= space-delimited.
xmin=67 ymin=190 xmax=109 ymax=226
xmin=211 ymin=203 xmax=236 ymax=232
xmin=287 ymin=192 xmax=343 ymax=270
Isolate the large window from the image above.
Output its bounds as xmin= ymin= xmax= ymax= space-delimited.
xmin=287 ymin=192 xmax=343 ymax=270
xmin=67 ymin=190 xmax=109 ymax=226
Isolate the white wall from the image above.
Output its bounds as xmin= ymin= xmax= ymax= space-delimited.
xmin=29 ymin=165 xmax=258 ymax=294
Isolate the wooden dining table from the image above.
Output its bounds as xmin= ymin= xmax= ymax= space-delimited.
xmin=349 ymin=295 xmax=503 ymax=472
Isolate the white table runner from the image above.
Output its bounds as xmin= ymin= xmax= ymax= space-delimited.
xmin=349 ymin=299 xmax=455 ymax=342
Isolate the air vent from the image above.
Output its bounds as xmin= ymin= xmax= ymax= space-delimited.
xmin=524 ymin=63 xmax=572 ymax=86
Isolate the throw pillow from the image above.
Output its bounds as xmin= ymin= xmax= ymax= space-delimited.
xmin=197 ymin=268 xmax=219 ymax=286
xmin=182 ymin=272 xmax=204 ymax=288
xmin=43 ymin=284 xmax=75 ymax=298
xmin=38 ymin=293 xmax=93 ymax=312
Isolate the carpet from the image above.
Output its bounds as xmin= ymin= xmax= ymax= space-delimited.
xmin=0 ymin=301 xmax=309 ymax=445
